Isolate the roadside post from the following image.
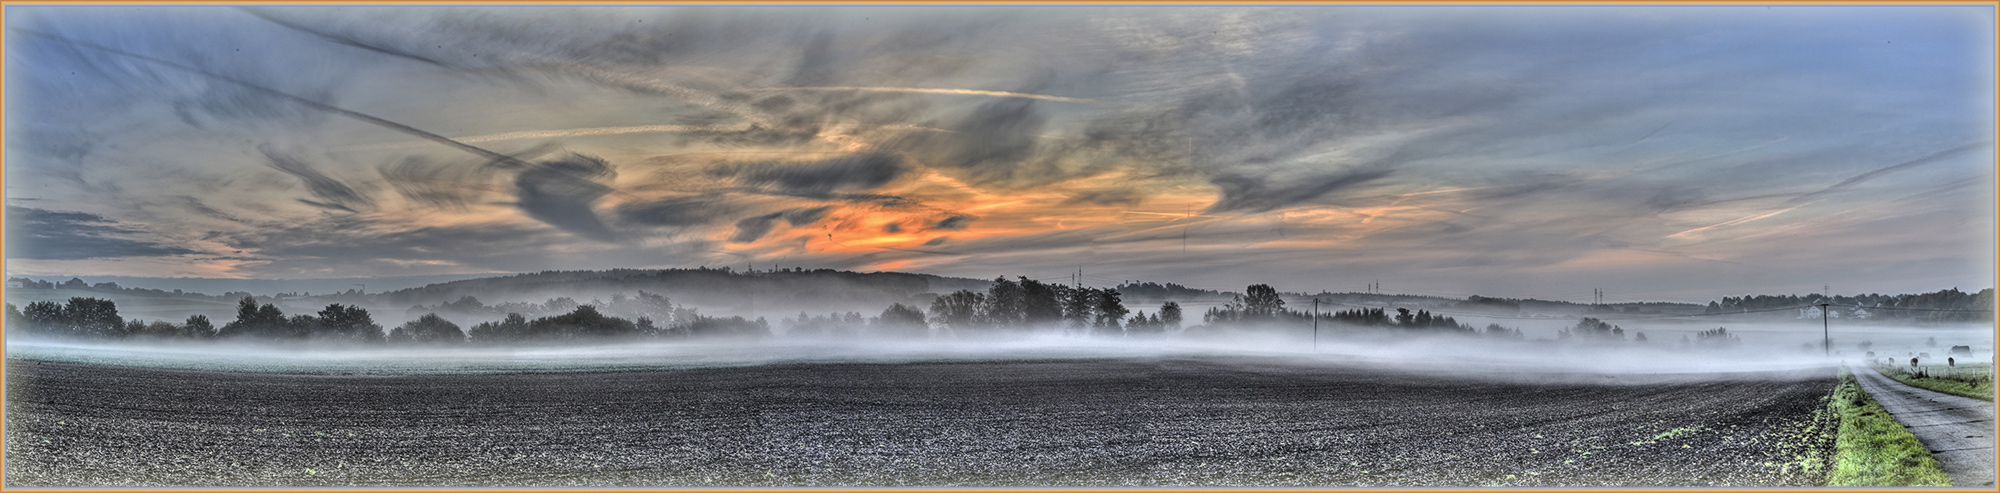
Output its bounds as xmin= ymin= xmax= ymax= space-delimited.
xmin=1312 ymin=298 xmax=1321 ymax=352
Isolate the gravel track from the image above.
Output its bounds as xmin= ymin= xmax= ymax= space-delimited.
xmin=5 ymin=357 xmax=1837 ymax=486
xmin=1851 ymin=364 xmax=1996 ymax=487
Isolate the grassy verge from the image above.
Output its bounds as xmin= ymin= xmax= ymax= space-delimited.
xmin=1867 ymin=361 xmax=1994 ymax=402
xmin=1826 ymin=366 xmax=1952 ymax=486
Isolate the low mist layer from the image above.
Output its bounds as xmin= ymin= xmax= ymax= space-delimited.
xmin=6 ymin=327 xmax=1912 ymax=381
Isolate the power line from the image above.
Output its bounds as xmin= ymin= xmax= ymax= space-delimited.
xmin=1854 ymin=305 xmax=1994 ymax=313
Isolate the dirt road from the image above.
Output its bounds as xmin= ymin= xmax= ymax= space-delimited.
xmin=1852 ymin=364 xmax=1995 ymax=487
xmin=6 ymin=357 xmax=1837 ymax=486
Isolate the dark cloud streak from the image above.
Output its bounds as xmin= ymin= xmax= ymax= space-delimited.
xmin=5 ymin=206 xmax=199 ymax=260
xmin=1205 ymin=166 xmax=1396 ymax=213
xmin=515 ymin=153 xmax=619 ymax=241
xmin=10 ymin=28 xmax=543 ymax=172
xmin=261 ymin=146 xmax=373 ymax=212
xmin=713 ymin=152 xmax=908 ymax=197
xmin=729 ymin=213 xmax=785 ymax=243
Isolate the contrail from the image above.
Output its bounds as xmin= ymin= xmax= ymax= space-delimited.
xmin=1783 ymin=141 xmax=1993 ymax=205
xmin=1609 ymin=120 xmax=1675 ymax=157
xmin=11 ymin=28 xmax=538 ymax=172
xmin=231 ymin=10 xmax=797 ymax=143
xmin=452 ymin=124 xmax=742 ymax=143
xmin=748 ymin=86 xmax=1100 ymax=104
xmin=236 ymin=7 xmax=456 ymax=69
xmin=1664 ymin=205 xmax=1803 ymax=240
xmin=348 ymin=124 xmax=755 ymax=151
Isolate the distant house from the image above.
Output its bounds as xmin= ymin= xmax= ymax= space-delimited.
xmin=4 ymin=279 xmax=26 ymax=289
xmin=1950 ymin=346 xmax=1972 ymax=357
xmin=1799 ymin=305 xmax=1844 ymax=319
xmin=1850 ymin=303 xmax=1871 ymax=319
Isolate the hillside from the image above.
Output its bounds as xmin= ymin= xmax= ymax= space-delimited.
xmin=364 ymin=268 xmax=996 ymax=318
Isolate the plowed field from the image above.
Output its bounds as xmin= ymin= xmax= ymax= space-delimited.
xmin=4 ymin=357 xmax=1838 ymax=486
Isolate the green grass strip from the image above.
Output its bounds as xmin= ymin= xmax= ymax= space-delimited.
xmin=1867 ymin=362 xmax=1994 ymax=402
xmin=1827 ymin=366 xmax=1952 ymax=486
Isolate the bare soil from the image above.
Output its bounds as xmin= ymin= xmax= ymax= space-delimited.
xmin=4 ymin=357 xmax=1837 ymax=486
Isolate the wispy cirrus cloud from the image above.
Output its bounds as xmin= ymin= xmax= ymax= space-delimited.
xmin=3 ymin=5 xmax=1989 ymax=301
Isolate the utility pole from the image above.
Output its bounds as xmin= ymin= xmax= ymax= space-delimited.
xmin=1821 ymin=302 xmax=1831 ymax=357
xmin=1312 ymin=297 xmax=1321 ymax=352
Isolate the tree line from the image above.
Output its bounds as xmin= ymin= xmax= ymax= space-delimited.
xmin=16 ymin=278 xmax=1960 ymax=348
xmin=1706 ymin=287 xmax=1994 ymax=322
xmin=8 ymin=276 xmax=262 ymax=304
xmin=925 ymin=277 xmax=1183 ymax=336
xmin=4 ymin=294 xmax=774 ymax=344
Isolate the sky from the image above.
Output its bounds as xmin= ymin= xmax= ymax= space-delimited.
xmin=3 ymin=5 xmax=1993 ymax=303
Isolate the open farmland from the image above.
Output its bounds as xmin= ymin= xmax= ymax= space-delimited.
xmin=6 ymin=357 xmax=1838 ymax=487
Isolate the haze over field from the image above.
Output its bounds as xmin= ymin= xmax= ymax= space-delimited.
xmin=4 ymin=7 xmax=1996 ymax=487
xmin=4 ymin=5 xmax=1993 ymax=304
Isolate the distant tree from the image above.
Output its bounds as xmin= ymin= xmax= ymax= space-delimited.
xmin=1159 ymin=301 xmax=1183 ymax=331
xmin=875 ymin=303 xmax=930 ymax=338
xmin=1560 ymin=317 xmax=1623 ymax=341
xmin=1093 ymin=288 xmax=1128 ymax=332
xmin=315 ymin=304 xmax=384 ymax=342
xmin=683 ymin=314 xmax=768 ymax=338
xmin=1019 ymin=278 xmax=1064 ymax=327
xmin=218 ymin=296 xmax=289 ymax=339
xmin=21 ymin=300 xmax=64 ymax=335
xmin=130 ymin=320 xmax=181 ymax=338
xmin=1061 ymin=286 xmax=1096 ymax=331
xmin=1394 ymin=308 xmax=1415 ymax=326
xmin=1333 ymin=307 xmax=1391 ymax=327
xmin=633 ymin=291 xmax=673 ymax=320
xmin=1127 ymin=311 xmax=1166 ymax=336
xmin=1694 ymin=327 xmax=1740 ymax=349
xmin=286 ymin=315 xmax=322 ymax=339
xmin=1243 ymin=284 xmax=1285 ymax=319
xmin=544 ymin=297 xmax=580 ymax=314
xmin=983 ymin=277 xmax=1026 ymax=329
xmin=668 ymin=306 xmax=702 ymax=337
xmin=635 ymin=317 xmax=659 ymax=337
xmin=526 ymin=305 xmax=639 ymax=339
xmin=930 ymin=289 xmax=985 ymax=335
xmin=183 ymin=314 xmax=215 ymax=339
xmin=468 ymin=313 xmax=530 ymax=342
xmin=1483 ymin=323 xmax=1523 ymax=339
xmin=4 ymin=303 xmax=21 ymax=331
xmin=442 ymin=296 xmax=484 ymax=312
xmin=64 ymin=297 xmax=125 ymax=338
xmin=390 ymin=313 xmax=465 ymax=344
xmin=1634 ymin=331 xmax=1647 ymax=343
